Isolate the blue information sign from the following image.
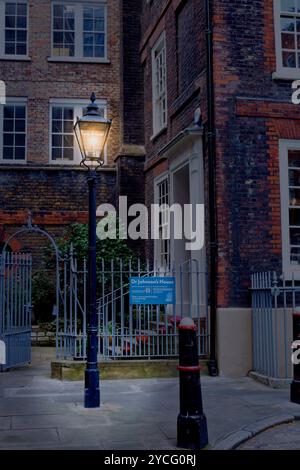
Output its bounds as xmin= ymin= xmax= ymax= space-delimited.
xmin=130 ymin=277 xmax=176 ymax=305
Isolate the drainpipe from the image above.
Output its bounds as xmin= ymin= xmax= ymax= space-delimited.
xmin=206 ymin=0 xmax=218 ymax=376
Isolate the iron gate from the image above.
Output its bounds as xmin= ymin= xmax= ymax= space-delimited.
xmin=0 ymin=252 xmax=32 ymax=371
xmin=57 ymin=253 xmax=210 ymax=361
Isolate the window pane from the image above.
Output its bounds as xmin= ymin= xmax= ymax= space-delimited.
xmin=84 ymin=46 xmax=93 ymax=57
xmin=52 ymin=120 xmax=62 ymax=133
xmin=52 ymin=107 xmax=62 ymax=119
xmin=281 ymin=17 xmax=295 ymax=32
xmin=84 ymin=33 xmax=93 ymax=45
xmin=63 ymin=148 xmax=73 ymax=160
xmin=95 ymin=33 xmax=104 ymax=45
xmin=17 ymin=3 xmax=27 ymax=16
xmin=15 ymin=119 xmax=25 ymax=132
xmin=289 ymin=150 xmax=300 ymax=167
xmin=3 ymin=119 xmax=13 ymax=132
xmin=282 ymin=33 xmax=295 ymax=48
xmin=52 ymin=135 xmax=62 ymax=147
xmin=64 ymin=17 xmax=74 ymax=30
xmin=15 ymin=146 xmax=25 ymax=160
xmin=53 ymin=17 xmax=63 ymax=30
xmin=52 ymin=147 xmax=62 ymax=160
xmin=281 ymin=0 xmax=296 ymax=12
xmin=63 ymin=120 xmax=73 ymax=133
xmin=290 ymin=208 xmax=300 ymax=225
xmin=95 ymin=7 xmax=104 ymax=19
xmin=16 ymin=43 xmax=26 ymax=55
xmin=3 ymin=147 xmax=13 ymax=159
xmin=4 ymin=134 xmax=14 ymax=146
xmin=16 ymin=16 xmax=27 ymax=28
xmin=84 ymin=19 xmax=93 ymax=31
xmin=53 ymin=4 xmax=63 ymax=17
xmin=17 ymin=30 xmax=26 ymax=42
xmin=63 ymin=135 xmax=73 ymax=147
xmin=5 ymin=3 xmax=16 ymax=15
xmin=95 ymin=46 xmax=104 ymax=57
xmin=5 ymin=43 xmax=15 ymax=54
xmin=283 ymin=50 xmax=296 ymax=67
xmin=289 ymin=168 xmax=300 ymax=185
xmin=95 ymin=19 xmax=104 ymax=31
xmin=290 ymin=188 xmax=300 ymax=205
xmin=63 ymin=107 xmax=73 ymax=120
xmin=5 ymin=15 xmax=15 ymax=28
xmin=84 ymin=7 xmax=93 ymax=19
xmin=15 ymin=134 xmax=25 ymax=147
xmin=5 ymin=30 xmax=15 ymax=41
xmin=4 ymin=106 xmax=14 ymax=118
xmin=291 ymin=247 xmax=300 ymax=264
xmin=290 ymin=227 xmax=300 ymax=244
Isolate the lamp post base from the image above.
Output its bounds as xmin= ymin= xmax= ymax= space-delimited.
xmin=177 ymin=414 xmax=209 ymax=450
xmin=84 ymin=368 xmax=100 ymax=408
xmin=291 ymin=380 xmax=300 ymax=405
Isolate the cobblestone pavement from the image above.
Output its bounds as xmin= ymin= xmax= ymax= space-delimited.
xmin=238 ymin=422 xmax=300 ymax=450
xmin=1 ymin=348 xmax=300 ymax=450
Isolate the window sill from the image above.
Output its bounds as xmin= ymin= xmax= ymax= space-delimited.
xmin=0 ymin=55 xmax=31 ymax=62
xmin=0 ymin=162 xmax=116 ymax=171
xmin=47 ymin=57 xmax=110 ymax=64
xmin=150 ymin=126 xmax=167 ymax=142
xmin=272 ymin=70 xmax=300 ymax=81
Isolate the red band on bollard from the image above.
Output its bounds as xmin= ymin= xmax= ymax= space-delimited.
xmin=177 ymin=365 xmax=202 ymax=372
xmin=178 ymin=325 xmax=197 ymax=331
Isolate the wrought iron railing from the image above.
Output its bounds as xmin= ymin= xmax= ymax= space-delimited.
xmin=56 ymin=252 xmax=210 ymax=361
xmin=250 ymin=272 xmax=300 ymax=380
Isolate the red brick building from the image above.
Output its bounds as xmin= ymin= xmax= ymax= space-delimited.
xmin=2 ymin=0 xmax=300 ymax=376
xmin=140 ymin=0 xmax=300 ymax=376
xmin=0 ymin=0 xmax=145 ymax=256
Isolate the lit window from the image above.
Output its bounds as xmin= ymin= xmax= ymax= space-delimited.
xmin=274 ymin=0 xmax=300 ymax=77
xmin=152 ymin=33 xmax=167 ymax=136
xmin=50 ymin=100 xmax=106 ymax=164
xmin=52 ymin=2 xmax=106 ymax=60
xmin=0 ymin=99 xmax=27 ymax=162
xmin=156 ymin=177 xmax=170 ymax=270
xmin=280 ymin=141 xmax=300 ymax=277
xmin=0 ymin=1 xmax=28 ymax=57
xmin=52 ymin=4 xmax=75 ymax=57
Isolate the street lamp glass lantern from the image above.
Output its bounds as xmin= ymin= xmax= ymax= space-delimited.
xmin=74 ymin=93 xmax=112 ymax=169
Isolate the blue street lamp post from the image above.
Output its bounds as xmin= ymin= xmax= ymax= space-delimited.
xmin=74 ymin=93 xmax=112 ymax=408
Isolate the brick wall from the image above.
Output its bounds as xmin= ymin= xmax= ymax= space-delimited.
xmin=0 ymin=0 xmax=125 ymax=255
xmin=0 ymin=168 xmax=117 ymax=257
xmin=141 ymin=0 xmax=209 ymax=274
xmin=1 ymin=0 xmax=122 ymax=166
xmin=213 ymin=0 xmax=300 ymax=307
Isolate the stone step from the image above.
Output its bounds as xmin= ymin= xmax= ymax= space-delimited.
xmin=51 ymin=359 xmax=209 ymax=381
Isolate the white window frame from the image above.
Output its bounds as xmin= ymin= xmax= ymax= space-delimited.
xmin=49 ymin=98 xmax=107 ymax=165
xmin=273 ymin=0 xmax=300 ymax=79
xmin=0 ymin=97 xmax=27 ymax=164
xmin=0 ymin=0 xmax=29 ymax=60
xmin=279 ymin=139 xmax=300 ymax=278
xmin=50 ymin=0 xmax=108 ymax=63
xmin=151 ymin=32 xmax=167 ymax=138
xmin=154 ymin=172 xmax=171 ymax=271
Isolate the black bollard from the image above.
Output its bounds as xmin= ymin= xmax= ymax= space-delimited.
xmin=291 ymin=307 xmax=300 ymax=404
xmin=177 ymin=317 xmax=209 ymax=450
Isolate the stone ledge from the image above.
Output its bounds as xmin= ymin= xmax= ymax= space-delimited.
xmin=249 ymin=371 xmax=292 ymax=389
xmin=51 ymin=359 xmax=209 ymax=381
